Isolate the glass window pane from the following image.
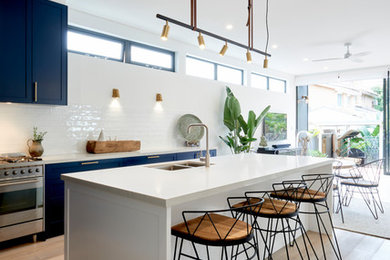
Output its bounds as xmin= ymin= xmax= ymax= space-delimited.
xmin=217 ymin=65 xmax=242 ymax=85
xmin=251 ymin=73 xmax=268 ymax=90
xmin=186 ymin=57 xmax=214 ymax=80
xmin=269 ymin=78 xmax=286 ymax=93
xmin=130 ymin=45 xmax=173 ymax=70
xmin=68 ymin=31 xmax=123 ymax=60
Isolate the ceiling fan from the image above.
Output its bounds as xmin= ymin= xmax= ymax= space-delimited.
xmin=312 ymin=43 xmax=370 ymax=63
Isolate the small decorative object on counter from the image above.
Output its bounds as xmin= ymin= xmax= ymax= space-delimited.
xmin=27 ymin=127 xmax=47 ymax=157
xmin=259 ymin=135 xmax=268 ymax=147
xmin=98 ymin=129 xmax=105 ymax=141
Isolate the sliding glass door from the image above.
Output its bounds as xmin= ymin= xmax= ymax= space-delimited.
xmin=383 ymin=71 xmax=390 ymax=174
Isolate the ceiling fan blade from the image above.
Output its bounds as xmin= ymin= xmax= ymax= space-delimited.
xmin=349 ymin=57 xmax=364 ymax=63
xmin=312 ymin=57 xmax=344 ymax=62
xmin=351 ymin=51 xmax=371 ymax=57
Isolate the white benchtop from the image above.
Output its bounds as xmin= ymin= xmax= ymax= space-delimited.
xmin=42 ymin=147 xmax=213 ymax=164
xmin=61 ymin=153 xmax=333 ymax=207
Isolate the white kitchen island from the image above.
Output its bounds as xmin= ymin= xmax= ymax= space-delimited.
xmin=61 ymin=153 xmax=334 ymax=260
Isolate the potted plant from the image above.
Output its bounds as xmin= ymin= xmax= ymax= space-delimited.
xmin=27 ymin=127 xmax=47 ymax=157
xmin=219 ymin=87 xmax=270 ymax=154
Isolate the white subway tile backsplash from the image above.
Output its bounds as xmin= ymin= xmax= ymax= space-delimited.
xmin=0 ymin=54 xmax=295 ymax=156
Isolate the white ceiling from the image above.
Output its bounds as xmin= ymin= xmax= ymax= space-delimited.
xmin=64 ymin=0 xmax=390 ymax=76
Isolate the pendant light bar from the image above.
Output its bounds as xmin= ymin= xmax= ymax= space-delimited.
xmin=156 ymin=14 xmax=271 ymax=57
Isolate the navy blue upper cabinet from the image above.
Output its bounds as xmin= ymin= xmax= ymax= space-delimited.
xmin=32 ymin=0 xmax=67 ymax=105
xmin=0 ymin=0 xmax=32 ymax=103
xmin=0 ymin=0 xmax=67 ymax=105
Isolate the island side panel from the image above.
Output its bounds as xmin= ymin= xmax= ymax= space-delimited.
xmin=64 ymin=181 xmax=171 ymax=260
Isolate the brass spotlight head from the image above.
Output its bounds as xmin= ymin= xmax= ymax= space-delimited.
xmin=160 ymin=21 xmax=170 ymax=41
xmin=263 ymin=57 xmax=269 ymax=69
xmin=112 ymin=88 xmax=120 ymax=98
xmin=246 ymin=50 xmax=252 ymax=63
xmin=197 ymin=32 xmax=205 ymax=49
xmin=219 ymin=42 xmax=228 ymax=56
xmin=156 ymin=93 xmax=163 ymax=102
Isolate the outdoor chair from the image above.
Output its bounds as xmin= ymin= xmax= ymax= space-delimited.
xmin=340 ymin=159 xmax=384 ymax=220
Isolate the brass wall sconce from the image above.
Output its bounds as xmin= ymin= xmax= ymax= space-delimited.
xmin=156 ymin=93 xmax=163 ymax=102
xmin=112 ymin=88 xmax=120 ymax=98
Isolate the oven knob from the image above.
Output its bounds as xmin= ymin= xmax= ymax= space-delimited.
xmin=4 ymin=171 xmax=9 ymax=176
xmin=36 ymin=168 xmax=40 ymax=173
xmin=28 ymin=169 xmax=33 ymax=173
xmin=13 ymin=170 xmax=18 ymax=175
xmin=21 ymin=170 xmax=26 ymax=174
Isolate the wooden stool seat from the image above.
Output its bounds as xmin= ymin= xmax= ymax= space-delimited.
xmin=335 ymin=173 xmax=362 ymax=179
xmin=232 ymin=198 xmax=298 ymax=218
xmin=171 ymin=213 xmax=252 ymax=245
xmin=341 ymin=179 xmax=378 ymax=188
xmin=271 ymin=188 xmax=326 ymax=202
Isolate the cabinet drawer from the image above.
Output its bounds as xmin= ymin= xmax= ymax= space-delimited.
xmin=176 ymin=151 xmax=199 ymax=160
xmin=144 ymin=153 xmax=176 ymax=164
xmin=121 ymin=156 xmax=147 ymax=167
xmin=45 ymin=158 xmax=122 ymax=180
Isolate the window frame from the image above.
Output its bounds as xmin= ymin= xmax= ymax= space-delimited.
xmin=186 ymin=55 xmax=244 ymax=85
xmin=251 ymin=72 xmax=287 ymax=93
xmin=128 ymin=42 xmax=175 ymax=72
xmin=68 ymin=26 xmax=175 ymax=72
xmin=68 ymin=26 xmax=126 ymax=62
xmin=216 ymin=63 xmax=244 ymax=86
xmin=251 ymin=73 xmax=269 ymax=90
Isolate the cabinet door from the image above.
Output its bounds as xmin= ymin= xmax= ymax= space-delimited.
xmin=32 ymin=0 xmax=67 ymax=105
xmin=0 ymin=0 xmax=31 ymax=103
xmin=44 ymin=158 xmax=122 ymax=239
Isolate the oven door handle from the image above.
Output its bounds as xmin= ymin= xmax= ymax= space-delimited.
xmin=0 ymin=178 xmax=41 ymax=187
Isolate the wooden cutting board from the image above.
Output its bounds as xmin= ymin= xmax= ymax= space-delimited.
xmin=86 ymin=140 xmax=141 ymax=154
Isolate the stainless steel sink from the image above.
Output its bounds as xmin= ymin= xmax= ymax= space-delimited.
xmin=178 ymin=161 xmax=208 ymax=168
xmin=146 ymin=161 xmax=213 ymax=171
xmin=151 ymin=164 xmax=191 ymax=171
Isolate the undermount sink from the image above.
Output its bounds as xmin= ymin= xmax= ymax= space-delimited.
xmin=147 ymin=161 xmax=213 ymax=171
xmin=179 ymin=161 xmax=208 ymax=168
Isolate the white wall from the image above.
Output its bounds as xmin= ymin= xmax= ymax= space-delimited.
xmin=0 ymin=9 xmax=296 ymax=156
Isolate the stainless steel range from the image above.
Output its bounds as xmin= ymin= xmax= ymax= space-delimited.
xmin=0 ymin=154 xmax=44 ymax=242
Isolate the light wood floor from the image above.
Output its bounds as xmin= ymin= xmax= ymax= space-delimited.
xmin=0 ymin=229 xmax=389 ymax=260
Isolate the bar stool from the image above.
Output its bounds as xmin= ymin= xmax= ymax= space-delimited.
xmin=332 ymin=161 xmax=345 ymax=223
xmin=171 ymin=197 xmax=264 ymax=260
xmin=233 ymin=181 xmax=316 ymax=260
xmin=274 ymin=174 xmax=342 ymax=260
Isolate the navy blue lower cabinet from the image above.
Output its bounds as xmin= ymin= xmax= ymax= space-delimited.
xmin=176 ymin=149 xmax=217 ymax=160
xmin=145 ymin=153 xmax=176 ymax=164
xmin=122 ymin=153 xmax=176 ymax=167
xmin=44 ymin=158 xmax=122 ymax=239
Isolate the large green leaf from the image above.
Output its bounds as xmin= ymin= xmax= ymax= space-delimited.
xmin=360 ymin=127 xmax=370 ymax=137
xmin=219 ymin=136 xmax=232 ymax=148
xmin=223 ymin=87 xmax=241 ymax=131
xmin=372 ymin=125 xmax=380 ymax=137
xmin=255 ymin=105 xmax=271 ymax=126
xmin=238 ymin=115 xmax=248 ymax=134
xmin=247 ymin=110 xmax=256 ymax=138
